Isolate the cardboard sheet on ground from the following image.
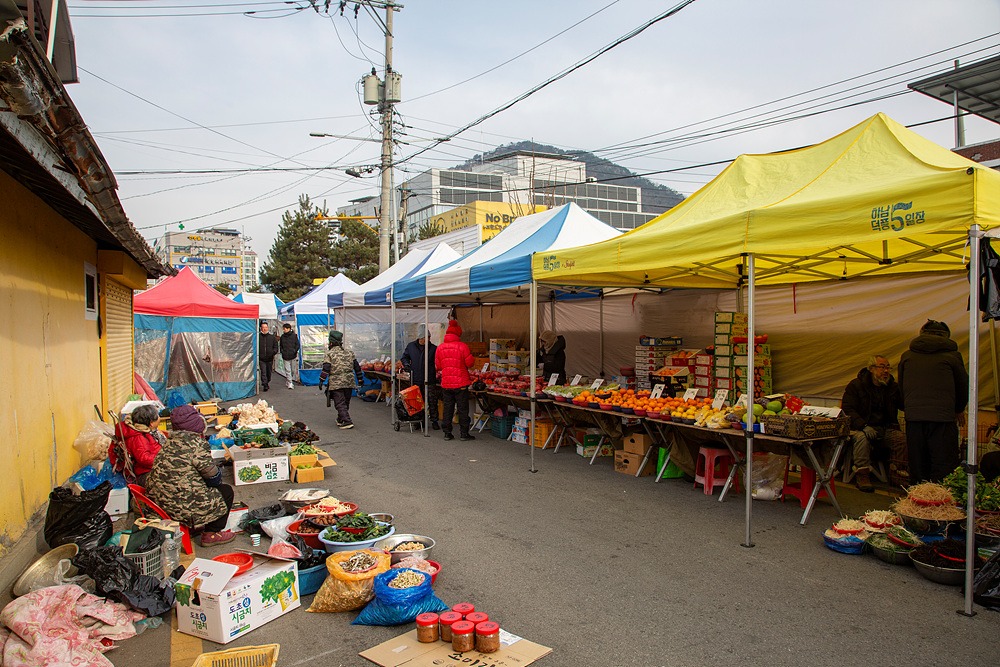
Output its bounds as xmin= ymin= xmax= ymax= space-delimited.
xmin=361 ymin=628 xmax=551 ymax=666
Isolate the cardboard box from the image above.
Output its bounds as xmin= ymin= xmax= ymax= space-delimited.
xmin=232 ymin=445 xmax=290 ymax=486
xmin=761 ymin=414 xmax=850 ymax=439
xmin=489 ymin=338 xmax=516 ymax=351
xmin=288 ymin=452 xmax=318 ymax=470
xmin=195 ymin=401 xmax=219 ymax=416
xmin=694 ymin=375 xmax=711 ymax=387
xmin=695 ymin=354 xmax=713 ymax=366
xmin=638 ymin=336 xmax=683 ymax=346
xmin=733 ymin=343 xmax=771 ymax=356
xmin=104 ymin=487 xmax=130 ymax=517
xmin=174 ymin=557 xmax=300 ymax=644
xmin=714 ymin=311 xmax=748 ymax=324
xmin=576 ymin=442 xmax=614 ymax=457
xmin=714 ymin=333 xmax=731 ymax=346
xmin=361 ymin=629 xmax=552 ymax=667
xmin=714 ymin=344 xmax=732 ymax=357
xmin=623 ymin=433 xmax=653 ymax=456
xmin=293 ymin=464 xmax=324 ymax=484
xmin=615 ymin=450 xmax=653 ymax=476
xmin=714 ymin=377 xmax=733 ymax=390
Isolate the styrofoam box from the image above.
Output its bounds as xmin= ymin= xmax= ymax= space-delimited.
xmin=105 ymin=487 xmax=130 ymax=517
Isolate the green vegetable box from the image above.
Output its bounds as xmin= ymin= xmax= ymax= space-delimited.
xmin=232 ymin=444 xmax=290 ymax=486
xmin=174 ymin=557 xmax=300 ymax=644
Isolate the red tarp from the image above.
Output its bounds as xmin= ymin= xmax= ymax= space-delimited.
xmin=134 ymin=267 xmax=259 ymax=319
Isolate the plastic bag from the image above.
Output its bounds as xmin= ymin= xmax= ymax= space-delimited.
xmin=239 ymin=503 xmax=286 ymax=535
xmin=352 ymin=568 xmax=448 ymax=625
xmin=72 ymin=546 xmax=138 ymax=597
xmin=974 ymin=550 xmax=1000 ymax=609
xmin=267 ymin=536 xmax=302 ymax=560
xmin=73 ymin=421 xmax=114 ymax=464
xmin=260 ymin=515 xmax=297 ymax=542
xmin=308 ymin=549 xmax=391 ymax=613
xmin=43 ymin=482 xmax=113 ymax=550
xmin=750 ymin=452 xmax=788 ymax=500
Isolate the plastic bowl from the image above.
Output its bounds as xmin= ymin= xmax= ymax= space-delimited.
xmin=555 ymin=396 xmax=567 ymax=403
xmin=599 ymin=404 xmax=613 ymax=411
xmin=318 ymin=523 xmax=394 ymax=553
xmin=299 ymin=561 xmax=328 ymax=596
xmin=633 ymin=409 xmax=647 ymax=417
xmin=287 ymin=520 xmax=324 ymax=549
xmin=374 ymin=534 xmax=436 ymax=564
xmin=427 ymin=559 xmax=441 ymax=585
xmin=212 ymin=552 xmax=254 ymax=576
xmin=621 ymin=407 xmax=634 ymax=415
xmin=976 ymin=531 xmax=1000 ymax=550
xmin=301 ymin=501 xmax=359 ymax=520
xmin=612 ymin=406 xmax=623 ymax=413
xmin=588 ymin=402 xmax=600 ymax=409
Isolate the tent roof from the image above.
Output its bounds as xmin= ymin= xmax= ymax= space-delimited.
xmin=134 ymin=267 xmax=259 ymax=318
xmin=533 ymin=113 xmax=1000 ymax=289
xmin=279 ymin=273 xmax=360 ymax=316
xmin=232 ymin=292 xmax=284 ymax=319
xmin=394 ymin=203 xmax=621 ymax=303
xmin=329 ymin=243 xmax=461 ymax=307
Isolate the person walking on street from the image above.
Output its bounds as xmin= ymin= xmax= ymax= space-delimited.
xmin=400 ymin=325 xmax=441 ymax=429
xmin=279 ymin=323 xmax=300 ymax=389
xmin=258 ymin=321 xmax=279 ymax=392
xmin=319 ymin=330 xmax=363 ymax=429
xmin=435 ymin=319 xmax=475 ymax=441
xmin=898 ymin=319 xmax=969 ymax=483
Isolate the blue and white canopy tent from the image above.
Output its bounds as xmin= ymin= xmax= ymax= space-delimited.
xmin=391 ymin=203 xmax=622 ymax=454
xmin=279 ymin=273 xmax=359 ymax=385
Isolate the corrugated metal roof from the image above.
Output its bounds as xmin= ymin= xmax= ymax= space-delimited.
xmin=909 ymin=54 xmax=1000 ymax=125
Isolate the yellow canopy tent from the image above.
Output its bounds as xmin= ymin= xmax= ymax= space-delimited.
xmin=532 ymin=114 xmax=1000 ymax=612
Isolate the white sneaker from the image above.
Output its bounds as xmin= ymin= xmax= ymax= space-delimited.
xmin=287 ymin=382 xmax=294 ymax=389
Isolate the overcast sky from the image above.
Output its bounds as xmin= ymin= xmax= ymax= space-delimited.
xmin=64 ymin=0 xmax=1000 ymax=260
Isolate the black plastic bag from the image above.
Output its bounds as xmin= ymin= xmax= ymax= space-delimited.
xmin=239 ymin=503 xmax=286 ymax=535
xmin=72 ymin=546 xmax=175 ymax=616
xmin=287 ymin=536 xmax=326 ymax=570
xmin=118 ymin=573 xmax=176 ymax=616
xmin=973 ymin=549 xmax=1000 ymax=609
xmin=44 ymin=482 xmax=113 ymax=550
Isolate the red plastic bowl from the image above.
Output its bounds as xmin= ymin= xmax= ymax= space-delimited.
xmin=212 ymin=552 xmax=253 ymax=576
xmin=301 ymin=501 xmax=359 ymax=519
xmin=338 ymin=526 xmax=366 ymax=535
xmin=427 ymin=560 xmax=441 ymax=586
xmin=287 ymin=520 xmax=323 ymax=549
xmin=633 ymin=409 xmax=647 ymax=417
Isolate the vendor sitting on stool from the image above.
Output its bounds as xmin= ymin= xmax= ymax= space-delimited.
xmin=841 ymin=354 xmax=906 ymax=492
xmin=145 ymin=404 xmax=236 ymax=547
xmin=109 ymin=404 xmax=164 ymax=486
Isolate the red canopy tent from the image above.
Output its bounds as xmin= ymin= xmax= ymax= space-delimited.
xmin=134 ymin=267 xmax=259 ymax=318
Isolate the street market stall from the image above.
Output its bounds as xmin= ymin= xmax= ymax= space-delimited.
xmin=134 ymin=267 xmax=260 ymax=404
xmin=279 ymin=274 xmax=359 ymax=386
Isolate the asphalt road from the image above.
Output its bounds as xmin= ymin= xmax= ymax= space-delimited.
xmin=107 ymin=387 xmax=997 ymax=667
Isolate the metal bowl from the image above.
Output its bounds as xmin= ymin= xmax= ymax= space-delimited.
xmin=868 ymin=541 xmax=913 ymax=566
xmin=374 ymin=533 xmax=436 ymax=564
xmin=910 ymin=554 xmax=966 ymax=585
xmin=898 ymin=512 xmax=961 ymax=536
xmin=975 ymin=531 xmax=1000 ymax=551
xmin=12 ymin=543 xmax=79 ymax=597
xmin=368 ymin=512 xmax=394 ymax=525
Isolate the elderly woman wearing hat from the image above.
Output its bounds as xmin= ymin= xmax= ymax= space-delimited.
xmin=538 ymin=330 xmax=567 ymax=385
xmin=145 ymin=404 xmax=236 ymax=547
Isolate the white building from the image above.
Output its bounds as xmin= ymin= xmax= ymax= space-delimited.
xmin=153 ymin=228 xmax=243 ymax=291
xmin=241 ymin=249 xmax=259 ymax=292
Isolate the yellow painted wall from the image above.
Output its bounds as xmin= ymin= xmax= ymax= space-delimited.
xmin=430 ymin=202 xmax=547 ymax=241
xmin=0 ymin=170 xmax=103 ymax=558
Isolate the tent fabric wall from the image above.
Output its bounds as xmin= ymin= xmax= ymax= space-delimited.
xmin=279 ymin=274 xmax=360 ymax=386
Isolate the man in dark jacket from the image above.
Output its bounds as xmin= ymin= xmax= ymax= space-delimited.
xmin=279 ymin=323 xmax=300 ymax=389
xmin=258 ymin=321 xmax=279 ymax=392
xmin=899 ymin=320 xmax=969 ymax=483
xmin=435 ymin=320 xmax=475 ymax=441
xmin=841 ymin=355 xmax=905 ymax=492
xmin=400 ymin=326 xmax=441 ymax=429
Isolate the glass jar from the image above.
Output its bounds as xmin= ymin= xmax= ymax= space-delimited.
xmin=451 ymin=621 xmax=476 ymax=653
xmin=415 ymin=613 xmax=439 ymax=643
xmin=439 ymin=611 xmax=463 ymax=642
xmin=465 ymin=611 xmax=489 ymax=625
xmin=452 ymin=602 xmax=475 ymax=618
xmin=475 ymin=621 xmax=501 ymax=654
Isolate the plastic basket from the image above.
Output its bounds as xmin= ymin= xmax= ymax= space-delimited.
xmin=233 ymin=427 xmax=276 ymax=448
xmin=491 ymin=414 xmax=516 ymax=439
xmin=191 ymin=644 xmax=279 ymax=667
xmin=125 ymin=546 xmax=162 ymax=577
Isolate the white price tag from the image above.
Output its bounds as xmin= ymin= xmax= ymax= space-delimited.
xmin=683 ymin=388 xmax=699 ymax=401
xmin=548 ymin=374 xmax=559 ymax=386
xmin=570 ymin=374 xmax=582 ymax=386
xmin=481 ymin=363 xmax=490 ymax=372
xmin=590 ymin=379 xmax=604 ymax=390
xmin=735 ymin=394 xmax=749 ymax=409
xmin=650 ymin=384 xmax=665 ymax=399
xmin=712 ymin=389 xmax=729 ymax=411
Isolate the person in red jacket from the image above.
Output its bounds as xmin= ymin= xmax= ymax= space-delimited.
xmin=109 ymin=404 xmax=164 ymax=485
xmin=435 ymin=319 xmax=475 ymax=441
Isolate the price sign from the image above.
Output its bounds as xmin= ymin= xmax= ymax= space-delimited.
xmin=548 ymin=374 xmax=559 ymax=386
xmin=683 ymin=388 xmax=699 ymax=401
xmin=570 ymin=374 xmax=582 ymax=386
xmin=590 ymin=378 xmax=604 ymax=390
xmin=650 ymin=384 xmax=665 ymax=399
xmin=712 ymin=389 xmax=729 ymax=411
xmin=481 ymin=363 xmax=490 ymax=372
xmin=735 ymin=394 xmax=749 ymax=409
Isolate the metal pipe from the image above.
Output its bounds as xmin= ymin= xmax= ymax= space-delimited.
xmin=529 ymin=281 xmax=538 ymax=473
xmin=744 ymin=255 xmax=755 ymax=549
xmin=599 ymin=292 xmax=605 ymax=377
xmin=390 ymin=294 xmax=397 ymax=426
xmin=424 ymin=297 xmax=430 ymax=437
xmin=963 ymin=225 xmax=981 ymax=616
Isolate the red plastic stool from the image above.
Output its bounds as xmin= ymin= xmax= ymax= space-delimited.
xmin=782 ymin=462 xmax=835 ymax=508
xmin=694 ymin=446 xmax=737 ymax=496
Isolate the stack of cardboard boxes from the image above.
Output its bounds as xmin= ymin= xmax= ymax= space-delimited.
xmin=489 ymin=338 xmax=516 ymax=372
xmin=614 ymin=433 xmax=655 ymax=476
xmin=511 ymin=409 xmax=554 ymax=447
xmin=712 ymin=312 xmax=772 ymax=400
xmin=634 ymin=336 xmax=683 ymax=390
xmin=691 ymin=352 xmax=714 ymax=398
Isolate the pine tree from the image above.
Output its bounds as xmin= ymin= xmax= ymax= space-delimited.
xmin=331 ymin=219 xmax=379 ymax=284
xmin=417 ymin=220 xmax=446 ymax=240
xmin=259 ymin=196 xmax=334 ymax=302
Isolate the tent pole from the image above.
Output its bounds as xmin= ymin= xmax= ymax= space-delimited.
xmin=743 ymin=254 xmax=755 ymax=549
xmin=990 ymin=320 xmax=999 ymax=408
xmin=529 ymin=281 xmax=538 ymax=473
xmin=390 ymin=294 xmax=397 ymax=426
xmin=479 ymin=302 xmax=484 ymax=343
xmin=963 ymin=225 xmax=981 ymax=617
xmin=424 ymin=297 xmax=430 ymax=438
xmin=549 ymin=294 xmax=556 ymax=333
xmin=599 ymin=292 xmax=605 ymax=377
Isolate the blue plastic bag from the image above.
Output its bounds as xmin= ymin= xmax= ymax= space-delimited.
xmin=207 ymin=435 xmax=234 ymax=450
xmin=352 ymin=568 xmax=448 ymax=626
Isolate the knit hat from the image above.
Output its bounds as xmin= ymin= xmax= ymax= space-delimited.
xmin=920 ymin=319 xmax=951 ymax=337
xmin=171 ymin=404 xmax=206 ymax=434
xmin=447 ymin=320 xmax=462 ymax=337
xmin=329 ymin=330 xmax=344 ymax=346
xmin=539 ymin=330 xmax=557 ymax=348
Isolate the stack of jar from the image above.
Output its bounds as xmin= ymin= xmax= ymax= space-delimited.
xmin=415 ymin=602 xmax=500 ymax=654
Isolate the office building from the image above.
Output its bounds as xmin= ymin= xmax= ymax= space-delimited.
xmin=154 ymin=228 xmax=243 ymax=291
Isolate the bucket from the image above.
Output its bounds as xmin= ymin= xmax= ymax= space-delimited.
xmin=299 ymin=562 xmax=327 ymax=595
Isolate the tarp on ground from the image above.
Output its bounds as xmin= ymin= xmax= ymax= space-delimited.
xmin=329 ymin=243 xmax=461 ymax=307
xmin=532 ymin=113 xmax=1000 ymax=289
xmin=133 ymin=267 xmax=259 ymax=403
xmin=278 ymin=274 xmax=360 ymax=385
xmin=393 ymin=203 xmax=622 ymax=304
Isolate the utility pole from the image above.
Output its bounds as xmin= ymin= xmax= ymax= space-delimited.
xmin=378 ymin=2 xmax=395 ymax=272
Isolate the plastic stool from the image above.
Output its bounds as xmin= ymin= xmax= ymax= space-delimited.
xmin=694 ymin=446 xmax=736 ymax=496
xmin=782 ymin=462 xmax=836 ymax=509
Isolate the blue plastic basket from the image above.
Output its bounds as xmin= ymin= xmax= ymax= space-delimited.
xmin=299 ymin=562 xmax=327 ymax=596
xmin=491 ymin=414 xmax=517 ymax=439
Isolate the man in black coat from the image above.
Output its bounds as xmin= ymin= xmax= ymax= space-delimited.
xmin=258 ymin=321 xmax=279 ymax=392
xmin=279 ymin=323 xmax=300 ymax=389
xmin=842 ymin=355 xmax=906 ymax=492
xmin=899 ymin=320 xmax=969 ymax=483
xmin=400 ymin=326 xmax=441 ymax=429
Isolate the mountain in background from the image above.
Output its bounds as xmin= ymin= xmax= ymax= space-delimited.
xmin=456 ymin=140 xmax=685 ymax=213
